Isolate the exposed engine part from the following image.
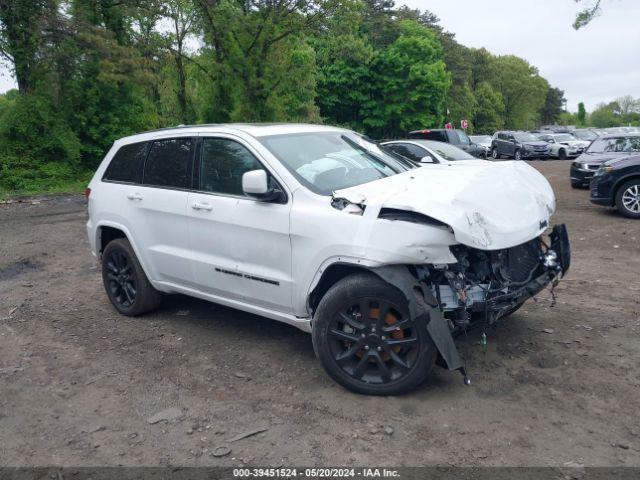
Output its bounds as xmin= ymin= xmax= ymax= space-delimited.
xmin=419 ymin=226 xmax=570 ymax=333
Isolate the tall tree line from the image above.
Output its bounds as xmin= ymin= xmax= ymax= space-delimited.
xmin=0 ymin=0 xmax=561 ymax=192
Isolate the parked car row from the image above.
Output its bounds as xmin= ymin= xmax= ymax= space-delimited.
xmin=567 ymin=133 xmax=640 ymax=219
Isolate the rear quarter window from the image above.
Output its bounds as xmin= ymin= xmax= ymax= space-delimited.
xmin=102 ymin=142 xmax=148 ymax=184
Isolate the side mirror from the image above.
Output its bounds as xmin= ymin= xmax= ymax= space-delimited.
xmin=242 ymin=170 xmax=281 ymax=202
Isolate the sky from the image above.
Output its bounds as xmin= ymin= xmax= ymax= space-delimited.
xmin=0 ymin=0 xmax=638 ymax=112
xmin=402 ymin=0 xmax=640 ymax=111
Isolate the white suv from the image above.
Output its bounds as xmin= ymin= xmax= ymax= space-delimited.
xmin=86 ymin=124 xmax=570 ymax=395
xmin=539 ymin=133 xmax=590 ymax=159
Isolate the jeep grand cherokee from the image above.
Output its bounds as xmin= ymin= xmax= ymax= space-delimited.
xmin=86 ymin=124 xmax=570 ymax=395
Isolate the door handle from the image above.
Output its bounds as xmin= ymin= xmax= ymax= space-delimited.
xmin=126 ymin=192 xmax=143 ymax=201
xmin=191 ymin=201 xmax=213 ymax=211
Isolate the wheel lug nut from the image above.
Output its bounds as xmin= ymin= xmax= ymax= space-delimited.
xmin=361 ymin=333 xmax=366 ymax=338
xmin=364 ymin=345 xmax=370 ymax=350
xmin=381 ymin=336 xmax=386 ymax=340
xmin=376 ymin=346 xmax=382 ymax=352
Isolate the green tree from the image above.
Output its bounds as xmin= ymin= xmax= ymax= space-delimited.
xmin=193 ymin=0 xmax=340 ymax=122
xmin=362 ymin=20 xmax=450 ymax=138
xmin=492 ymin=55 xmax=547 ymax=130
xmin=589 ymin=102 xmax=620 ymax=127
xmin=0 ymin=0 xmax=59 ymax=93
xmin=573 ymin=0 xmax=602 ymax=29
xmin=473 ymin=82 xmax=504 ymax=133
xmin=539 ymin=87 xmax=566 ymax=125
xmin=577 ymin=102 xmax=587 ymax=125
xmin=314 ymin=5 xmax=374 ymax=129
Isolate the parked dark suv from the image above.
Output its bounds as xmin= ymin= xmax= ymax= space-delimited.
xmin=569 ymin=134 xmax=640 ymax=188
xmin=491 ymin=131 xmax=550 ymax=160
xmin=590 ymin=154 xmax=640 ymax=218
xmin=408 ymin=129 xmax=486 ymax=158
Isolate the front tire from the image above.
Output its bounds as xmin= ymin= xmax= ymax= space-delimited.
xmin=312 ymin=273 xmax=438 ymax=395
xmin=514 ymin=149 xmax=522 ymax=160
xmin=570 ymin=180 xmax=583 ymax=189
xmin=492 ymin=147 xmax=499 ymax=160
xmin=615 ymin=180 xmax=640 ymax=219
xmin=559 ymin=149 xmax=567 ymax=160
xmin=102 ymin=238 xmax=162 ymax=316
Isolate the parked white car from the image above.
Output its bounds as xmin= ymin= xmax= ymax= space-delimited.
xmin=538 ymin=133 xmax=590 ymax=159
xmin=381 ymin=139 xmax=484 ymax=163
xmin=86 ymin=124 xmax=570 ymax=395
xmin=469 ymin=135 xmax=493 ymax=157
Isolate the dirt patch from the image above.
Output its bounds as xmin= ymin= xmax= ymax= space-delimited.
xmin=0 ymin=162 xmax=639 ymax=467
xmin=0 ymin=258 xmax=42 ymax=281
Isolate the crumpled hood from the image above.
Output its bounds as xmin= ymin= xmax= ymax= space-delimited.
xmin=333 ymin=160 xmax=556 ymax=251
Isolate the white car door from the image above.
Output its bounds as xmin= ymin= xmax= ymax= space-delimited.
xmin=186 ymin=135 xmax=293 ymax=313
xmin=122 ymin=134 xmax=195 ymax=286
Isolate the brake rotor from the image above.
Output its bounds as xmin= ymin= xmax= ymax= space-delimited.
xmin=353 ymin=304 xmax=405 ymax=362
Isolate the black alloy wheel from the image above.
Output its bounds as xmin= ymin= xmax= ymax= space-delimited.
xmin=101 ymin=238 xmax=162 ymax=316
xmin=313 ymin=273 xmax=437 ymax=395
xmin=105 ymin=248 xmax=137 ymax=309
xmin=327 ymin=298 xmax=418 ymax=385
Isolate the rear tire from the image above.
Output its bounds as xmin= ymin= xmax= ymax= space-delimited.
xmin=559 ymin=149 xmax=567 ymax=160
xmin=102 ymin=238 xmax=163 ymax=316
xmin=615 ymin=180 xmax=640 ymax=219
xmin=492 ymin=147 xmax=499 ymax=159
xmin=570 ymin=180 xmax=583 ymax=189
xmin=514 ymin=149 xmax=522 ymax=161
xmin=312 ymin=273 xmax=438 ymax=395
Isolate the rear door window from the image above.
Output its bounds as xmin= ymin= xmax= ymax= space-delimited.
xmin=103 ymin=142 xmax=148 ymax=184
xmin=143 ymin=138 xmax=195 ymax=189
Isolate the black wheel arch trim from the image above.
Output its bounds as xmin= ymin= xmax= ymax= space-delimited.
xmin=369 ymin=266 xmax=464 ymax=374
xmin=612 ymin=173 xmax=640 ymax=201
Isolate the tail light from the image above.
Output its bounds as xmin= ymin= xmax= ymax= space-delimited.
xmin=84 ymin=187 xmax=91 ymax=200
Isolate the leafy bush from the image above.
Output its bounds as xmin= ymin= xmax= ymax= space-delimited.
xmin=0 ymin=92 xmax=82 ymax=193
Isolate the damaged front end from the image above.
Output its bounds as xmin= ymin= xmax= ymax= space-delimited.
xmin=424 ymin=224 xmax=570 ymax=333
xmin=370 ymin=225 xmax=570 ymax=385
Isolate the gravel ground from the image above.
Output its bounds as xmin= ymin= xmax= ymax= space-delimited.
xmin=0 ymin=161 xmax=639 ymax=467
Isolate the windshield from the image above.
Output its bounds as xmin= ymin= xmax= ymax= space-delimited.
xmin=554 ymin=134 xmax=574 ymax=142
xmin=259 ymin=131 xmax=400 ymax=195
xmin=573 ymin=130 xmax=597 ymax=141
xmin=425 ymin=142 xmax=475 ymax=161
xmin=587 ymin=136 xmax=640 ymax=154
xmin=514 ymin=132 xmax=540 ymax=142
xmin=470 ymin=135 xmax=492 ymax=143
